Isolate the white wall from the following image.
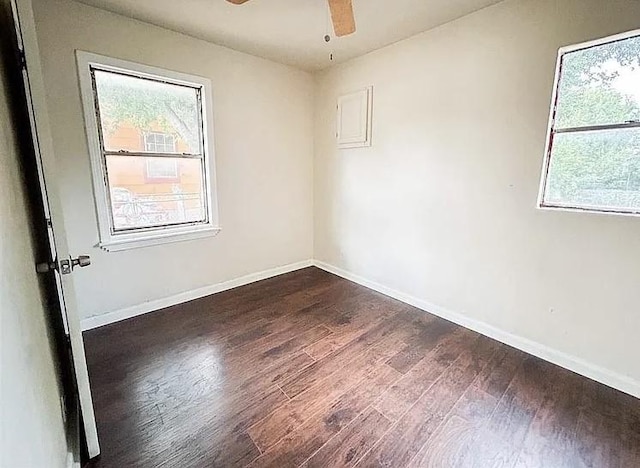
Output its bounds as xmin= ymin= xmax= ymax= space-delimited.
xmin=314 ymin=0 xmax=640 ymax=391
xmin=31 ymin=0 xmax=315 ymax=321
xmin=0 ymin=2 xmax=68 ymax=465
xmin=28 ymin=0 xmax=640 ymax=396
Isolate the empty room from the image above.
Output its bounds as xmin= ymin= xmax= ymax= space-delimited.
xmin=2 ymin=0 xmax=640 ymax=466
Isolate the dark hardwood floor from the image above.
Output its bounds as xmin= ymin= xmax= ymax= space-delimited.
xmin=84 ymin=267 xmax=640 ymax=468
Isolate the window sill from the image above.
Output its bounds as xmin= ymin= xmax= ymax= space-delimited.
xmin=538 ymin=203 xmax=640 ymax=218
xmin=98 ymin=226 xmax=221 ymax=252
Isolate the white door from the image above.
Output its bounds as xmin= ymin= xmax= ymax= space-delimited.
xmin=10 ymin=0 xmax=100 ymax=459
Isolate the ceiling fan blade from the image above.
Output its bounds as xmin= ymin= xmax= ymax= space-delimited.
xmin=226 ymin=0 xmax=251 ymax=4
xmin=327 ymin=0 xmax=356 ymax=37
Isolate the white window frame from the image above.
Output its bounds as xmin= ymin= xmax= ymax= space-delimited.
xmin=76 ymin=51 xmax=220 ymax=251
xmin=537 ymin=29 xmax=640 ymax=217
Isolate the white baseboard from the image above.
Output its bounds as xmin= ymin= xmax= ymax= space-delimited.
xmin=80 ymin=260 xmax=313 ymax=331
xmin=312 ymin=260 xmax=640 ymax=399
xmin=79 ymin=256 xmax=639 ymax=399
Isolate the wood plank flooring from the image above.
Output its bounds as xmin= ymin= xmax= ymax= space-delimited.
xmin=83 ymin=267 xmax=640 ymax=468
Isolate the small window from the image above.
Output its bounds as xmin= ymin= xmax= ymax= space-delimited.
xmin=144 ymin=132 xmax=176 ymax=153
xmin=539 ymin=30 xmax=640 ymax=216
xmin=145 ymin=158 xmax=178 ymax=179
xmin=77 ymin=52 xmax=219 ymax=251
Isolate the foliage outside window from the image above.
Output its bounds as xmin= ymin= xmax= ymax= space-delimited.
xmin=77 ymin=52 xmax=219 ymax=251
xmin=539 ymin=31 xmax=640 ymax=215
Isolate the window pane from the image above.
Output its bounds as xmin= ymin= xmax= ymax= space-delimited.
xmin=93 ymin=69 xmax=201 ymax=154
xmin=106 ymin=156 xmax=207 ymax=230
xmin=555 ymin=35 xmax=640 ymax=129
xmin=544 ymin=128 xmax=640 ymax=211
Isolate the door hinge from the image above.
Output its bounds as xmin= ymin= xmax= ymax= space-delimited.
xmin=18 ymin=49 xmax=27 ymax=70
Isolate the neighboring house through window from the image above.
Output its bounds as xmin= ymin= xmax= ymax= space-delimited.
xmin=76 ymin=52 xmax=219 ymax=251
xmin=539 ymin=30 xmax=640 ymax=216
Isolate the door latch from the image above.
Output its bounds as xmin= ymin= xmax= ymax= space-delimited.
xmin=36 ymin=255 xmax=91 ymax=275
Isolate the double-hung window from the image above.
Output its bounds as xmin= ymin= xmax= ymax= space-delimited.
xmin=76 ymin=52 xmax=219 ymax=251
xmin=539 ymin=30 xmax=640 ymax=216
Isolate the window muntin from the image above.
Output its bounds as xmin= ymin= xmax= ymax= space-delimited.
xmin=540 ymin=31 xmax=640 ymax=215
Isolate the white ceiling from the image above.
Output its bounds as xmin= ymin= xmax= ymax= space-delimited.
xmin=76 ymin=0 xmax=504 ymax=72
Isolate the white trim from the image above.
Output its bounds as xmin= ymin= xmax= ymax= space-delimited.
xmin=537 ymin=203 xmax=640 ymax=219
xmin=80 ymin=260 xmax=313 ymax=330
xmin=536 ymin=44 xmax=562 ymax=210
xmin=312 ymin=260 xmax=640 ymax=399
xmin=75 ymin=51 xmax=220 ymax=251
xmin=98 ymin=226 xmax=221 ymax=252
xmin=79 ymin=256 xmax=640 ymax=399
xmin=558 ymin=28 xmax=640 ymax=55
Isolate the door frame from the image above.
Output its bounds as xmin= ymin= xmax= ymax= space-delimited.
xmin=11 ymin=0 xmax=100 ymax=459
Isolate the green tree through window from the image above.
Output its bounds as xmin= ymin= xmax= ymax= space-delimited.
xmin=542 ymin=33 xmax=640 ymax=213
